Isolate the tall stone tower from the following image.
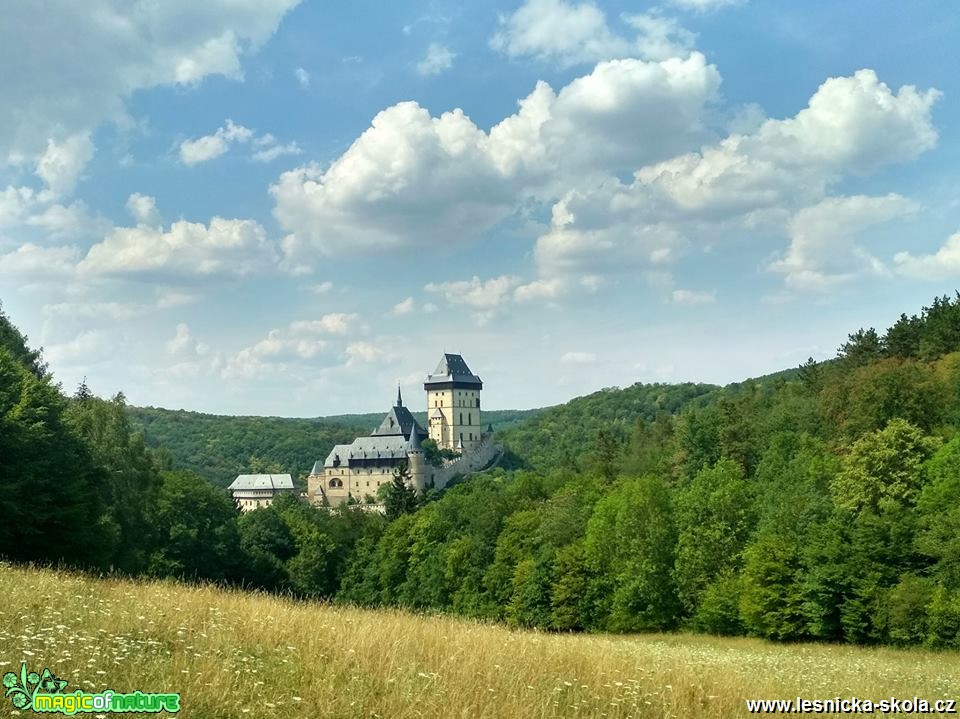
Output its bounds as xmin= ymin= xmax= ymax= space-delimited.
xmin=424 ymin=353 xmax=483 ymax=453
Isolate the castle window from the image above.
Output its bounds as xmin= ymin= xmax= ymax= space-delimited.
xmin=476 ymin=398 xmax=480 ymax=408
xmin=459 ymin=413 xmax=463 ymax=424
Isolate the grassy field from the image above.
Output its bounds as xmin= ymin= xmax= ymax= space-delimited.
xmin=1 ymin=565 xmax=957 ymax=718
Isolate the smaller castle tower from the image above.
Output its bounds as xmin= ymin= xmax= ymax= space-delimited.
xmin=406 ymin=422 xmax=427 ymax=492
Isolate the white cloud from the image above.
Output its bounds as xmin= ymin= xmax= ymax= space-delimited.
xmin=44 ymin=330 xmax=112 ymax=367
xmin=252 ymin=141 xmax=302 ymax=163
xmin=623 ymin=13 xmax=696 ymax=62
xmin=514 ymin=277 xmax=568 ymax=302
xmin=491 ymin=0 xmax=629 ymax=67
xmin=271 ymin=52 xmax=719 ymax=260
xmin=289 ymin=313 xmax=356 ymax=334
xmin=180 ymin=120 xmax=300 ymax=164
xmin=222 ymin=316 xmax=355 ymax=378
xmin=669 ymin=0 xmax=744 ymax=12
xmin=35 ymin=134 xmax=95 ymax=197
xmin=392 ymin=297 xmax=415 ymax=315
xmin=425 ymin=275 xmax=520 ymax=308
xmin=81 ymin=216 xmax=277 ymax=277
xmin=179 ymin=119 xmax=253 ymax=165
xmin=672 ymin=288 xmax=715 ymax=305
xmin=0 ymin=186 xmax=35 ymax=227
xmin=490 ymin=0 xmax=694 ymax=67
xmin=345 ymin=341 xmax=382 ymax=365
xmin=24 ymin=201 xmax=110 ymax=240
xmin=310 ymin=281 xmax=334 ymax=294
xmin=0 ymin=1 xmax=301 ymax=165
xmin=894 ymin=231 xmax=960 ymax=280
xmin=528 ymin=69 xmax=938 ymax=286
xmin=225 ymin=331 xmax=329 ymax=378
xmin=769 ymin=194 xmax=916 ymax=291
xmin=179 ymin=135 xmax=229 ymax=165
xmin=560 ymin=351 xmax=597 ymax=364
xmin=417 ymin=43 xmax=456 ymax=76
xmin=295 ymin=66 xmax=310 ymax=87
xmin=167 ymin=323 xmax=193 ymax=354
xmin=0 ymin=243 xmax=80 ymax=277
xmin=126 ymin=193 xmax=161 ymax=226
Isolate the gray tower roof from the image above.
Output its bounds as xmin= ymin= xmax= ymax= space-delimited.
xmin=372 ymin=404 xmax=426 ymax=439
xmin=424 ymin=353 xmax=482 ymax=389
xmin=407 ymin=425 xmax=422 ymax=452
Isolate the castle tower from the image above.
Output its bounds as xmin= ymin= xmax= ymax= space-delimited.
xmin=406 ymin=424 xmax=427 ymax=492
xmin=424 ymin=353 xmax=483 ymax=453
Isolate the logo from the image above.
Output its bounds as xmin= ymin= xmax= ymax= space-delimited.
xmin=3 ymin=663 xmax=180 ymax=715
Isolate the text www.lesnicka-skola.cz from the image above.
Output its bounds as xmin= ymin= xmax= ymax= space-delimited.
xmin=745 ymin=697 xmax=957 ymax=714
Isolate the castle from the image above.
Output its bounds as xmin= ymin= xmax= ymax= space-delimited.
xmin=307 ymin=354 xmax=501 ymax=507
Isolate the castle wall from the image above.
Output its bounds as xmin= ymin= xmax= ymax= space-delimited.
xmin=426 ymin=434 xmax=501 ymax=490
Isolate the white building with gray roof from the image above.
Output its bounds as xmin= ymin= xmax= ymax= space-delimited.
xmin=229 ymin=473 xmax=295 ymax=512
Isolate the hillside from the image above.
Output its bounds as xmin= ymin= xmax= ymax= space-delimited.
xmin=3 ymin=565 xmax=957 ymax=719
xmin=128 ymin=406 xmax=545 ymax=486
xmin=128 ymin=407 xmax=367 ymax=487
xmin=498 ymin=382 xmax=721 ymax=472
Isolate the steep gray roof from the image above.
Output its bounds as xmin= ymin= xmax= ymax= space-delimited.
xmin=372 ymin=404 xmax=425 ymax=439
xmin=309 ymin=460 xmax=324 ymax=476
xmin=323 ymin=435 xmax=412 ymax=468
xmin=407 ymin=426 xmax=422 ymax=452
xmin=424 ymin=353 xmax=482 ymax=388
xmin=229 ymin=474 xmax=294 ymax=491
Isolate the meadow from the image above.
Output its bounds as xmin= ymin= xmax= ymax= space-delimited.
xmin=1 ymin=565 xmax=958 ymax=718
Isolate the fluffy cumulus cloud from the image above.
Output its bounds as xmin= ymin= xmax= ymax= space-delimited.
xmin=769 ymin=194 xmax=916 ymax=291
xmin=417 ymin=43 xmax=456 ymax=76
xmin=80 ymin=216 xmax=277 ymax=277
xmin=894 ymin=232 xmax=960 ymax=280
xmin=0 ymin=243 xmax=81 ymax=277
xmin=223 ymin=314 xmax=358 ymax=378
xmin=425 ymin=275 xmax=520 ymax=308
xmin=179 ymin=119 xmax=253 ymax=165
xmin=529 ymin=69 xmax=939 ymax=289
xmin=35 ymin=134 xmax=95 ymax=198
xmin=126 ymin=193 xmax=161 ymax=226
xmin=271 ymin=52 xmax=720 ymax=260
xmin=0 ymin=0 xmax=300 ymax=164
xmin=179 ymin=122 xmax=300 ymax=165
xmin=490 ymin=0 xmax=695 ymax=67
xmin=289 ymin=313 xmax=356 ymax=334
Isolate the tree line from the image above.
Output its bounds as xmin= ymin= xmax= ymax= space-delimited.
xmin=3 ymin=295 xmax=960 ymax=648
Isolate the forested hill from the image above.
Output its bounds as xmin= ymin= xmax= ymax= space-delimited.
xmin=498 ymin=382 xmax=721 ymax=473
xmin=127 ymin=406 xmax=544 ymax=486
xmin=127 ymin=408 xmax=366 ymax=487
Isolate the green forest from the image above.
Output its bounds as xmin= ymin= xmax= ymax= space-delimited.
xmin=4 ymin=295 xmax=960 ymax=648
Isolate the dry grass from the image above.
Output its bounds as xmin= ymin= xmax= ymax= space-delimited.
xmin=0 ymin=564 xmax=957 ymax=718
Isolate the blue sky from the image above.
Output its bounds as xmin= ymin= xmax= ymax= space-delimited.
xmin=2 ymin=0 xmax=959 ymax=416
